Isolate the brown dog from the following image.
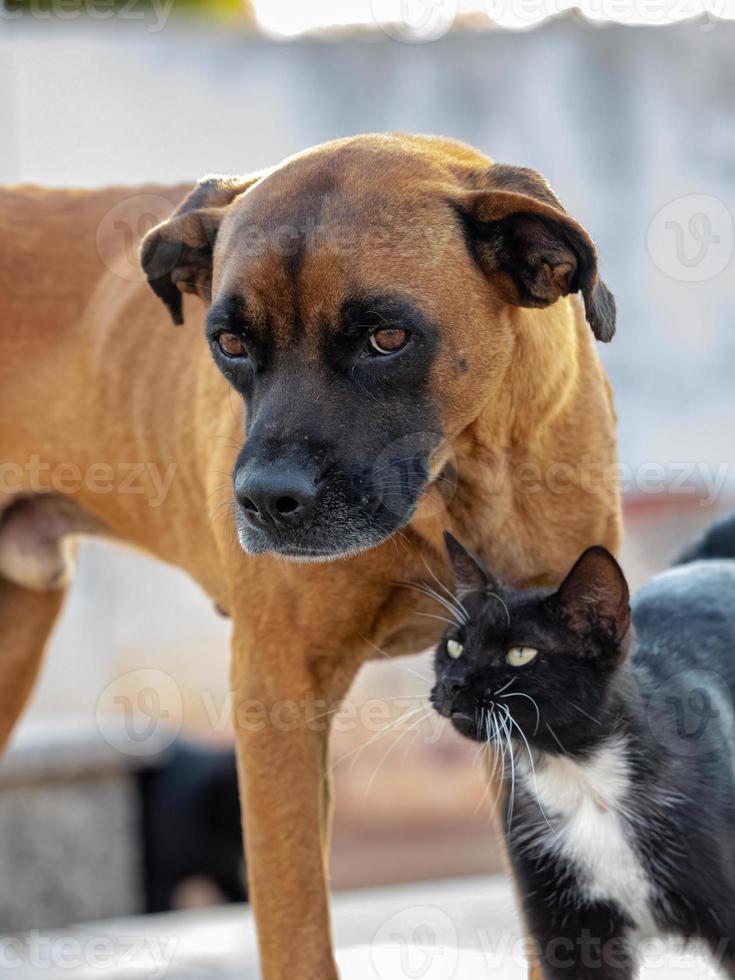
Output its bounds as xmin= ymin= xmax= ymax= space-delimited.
xmin=0 ymin=134 xmax=621 ymax=978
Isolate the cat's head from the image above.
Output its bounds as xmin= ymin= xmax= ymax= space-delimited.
xmin=430 ymin=533 xmax=631 ymax=753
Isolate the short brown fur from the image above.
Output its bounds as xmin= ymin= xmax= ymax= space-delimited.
xmin=0 ymin=135 xmax=621 ymax=978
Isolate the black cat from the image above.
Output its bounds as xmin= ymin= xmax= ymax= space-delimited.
xmin=137 ymin=741 xmax=247 ymax=913
xmin=431 ymin=514 xmax=735 ymax=979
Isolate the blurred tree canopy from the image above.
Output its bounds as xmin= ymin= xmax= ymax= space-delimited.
xmin=2 ymin=0 xmax=256 ymax=23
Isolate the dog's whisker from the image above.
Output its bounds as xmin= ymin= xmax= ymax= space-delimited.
xmin=208 ymin=500 xmax=236 ymax=530
xmin=370 ymin=454 xmax=428 ymax=477
xmin=205 ymin=484 xmax=234 ymax=500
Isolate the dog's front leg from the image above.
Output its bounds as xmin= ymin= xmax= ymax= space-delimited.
xmin=230 ymin=619 xmax=360 ymax=980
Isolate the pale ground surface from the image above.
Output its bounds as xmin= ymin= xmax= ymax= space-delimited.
xmin=1 ymin=876 xmax=723 ymax=979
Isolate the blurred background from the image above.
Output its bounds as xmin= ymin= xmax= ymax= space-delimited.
xmin=1 ymin=0 xmax=734 ymax=969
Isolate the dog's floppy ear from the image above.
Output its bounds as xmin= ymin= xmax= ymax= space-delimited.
xmin=140 ymin=174 xmax=262 ymax=325
xmin=456 ymin=164 xmax=615 ymax=342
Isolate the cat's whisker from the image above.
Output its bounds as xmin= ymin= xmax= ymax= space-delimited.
xmin=397 ymin=714 xmax=431 ymax=770
xmin=489 ymin=712 xmax=509 ymax=821
xmin=346 ymin=705 xmax=430 ymax=779
xmin=494 ymin=677 xmax=517 ymax=697
xmin=485 ymin=591 xmax=511 ymax=629
xmin=474 ymin=709 xmax=500 ymax=815
xmin=545 ymin=722 xmax=569 ymax=756
xmin=415 ymin=577 xmax=468 ymax=625
xmin=472 ymin=711 xmax=491 ymax=767
xmin=501 ymin=691 xmax=541 ymax=737
xmin=329 ymin=704 xmax=428 ymax=776
xmin=568 ymin=701 xmax=603 ymax=727
xmin=415 ymin=611 xmax=459 ymax=628
xmin=308 ymin=703 xmax=341 ymax=726
xmin=414 ymin=571 xmax=467 ymax=621
xmin=309 ymin=694 xmax=427 ymax=727
xmin=504 ymin=710 xmax=558 ymax=839
xmin=358 ymin=633 xmax=432 ymax=684
xmin=363 ymin=707 xmax=435 ymax=797
xmin=421 ymin=556 xmax=469 ymax=624
xmin=500 ymin=707 xmax=517 ymax=835
xmin=398 ymin=581 xmax=467 ymax=626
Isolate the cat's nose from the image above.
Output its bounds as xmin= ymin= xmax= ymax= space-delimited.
xmin=443 ymin=678 xmax=465 ymax=699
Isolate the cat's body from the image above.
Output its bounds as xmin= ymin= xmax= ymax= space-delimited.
xmin=138 ymin=741 xmax=247 ymax=913
xmin=431 ymin=515 xmax=735 ymax=979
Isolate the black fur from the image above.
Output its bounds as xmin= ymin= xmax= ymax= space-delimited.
xmin=674 ymin=511 xmax=735 ymax=566
xmin=431 ymin=524 xmax=735 ymax=978
xmin=205 ymin=290 xmax=441 ymax=560
xmin=137 ymin=741 xmax=247 ymax=913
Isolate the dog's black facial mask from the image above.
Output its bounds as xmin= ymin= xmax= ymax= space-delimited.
xmin=141 ymin=145 xmax=616 ymax=562
xmin=205 ymin=292 xmax=441 ymax=561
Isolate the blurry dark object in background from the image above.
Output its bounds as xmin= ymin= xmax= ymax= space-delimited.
xmin=674 ymin=510 xmax=735 ymax=566
xmin=138 ymin=740 xmax=247 ymax=913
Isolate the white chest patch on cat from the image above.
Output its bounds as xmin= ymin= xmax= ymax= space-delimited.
xmin=518 ymin=739 xmax=656 ymax=932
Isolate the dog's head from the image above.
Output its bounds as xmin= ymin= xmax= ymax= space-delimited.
xmin=141 ymin=135 xmax=615 ymax=561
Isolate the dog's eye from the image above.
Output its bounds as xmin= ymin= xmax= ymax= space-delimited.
xmin=368 ymin=327 xmax=409 ymax=355
xmin=506 ymin=646 xmax=539 ymax=668
xmin=447 ymin=639 xmax=464 ymax=659
xmin=217 ymin=332 xmax=248 ymax=358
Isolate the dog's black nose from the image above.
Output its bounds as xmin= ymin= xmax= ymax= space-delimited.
xmin=236 ymin=466 xmax=317 ymax=531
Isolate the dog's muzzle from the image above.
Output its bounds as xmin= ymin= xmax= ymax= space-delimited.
xmin=232 ymin=450 xmax=431 ymax=561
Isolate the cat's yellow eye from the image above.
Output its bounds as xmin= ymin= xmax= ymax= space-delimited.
xmin=447 ymin=639 xmax=464 ymax=660
xmin=506 ymin=646 xmax=539 ymax=668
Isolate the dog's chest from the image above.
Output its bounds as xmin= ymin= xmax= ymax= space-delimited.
xmin=518 ymin=741 xmax=656 ymax=931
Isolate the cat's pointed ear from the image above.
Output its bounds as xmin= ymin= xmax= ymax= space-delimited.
xmin=554 ymin=546 xmax=630 ymax=643
xmin=443 ymin=532 xmax=496 ymax=596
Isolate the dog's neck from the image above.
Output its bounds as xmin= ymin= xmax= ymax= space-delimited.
xmin=411 ymin=297 xmax=616 ymax=588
